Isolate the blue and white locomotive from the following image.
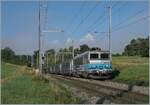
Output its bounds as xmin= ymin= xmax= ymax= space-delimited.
xmin=73 ymin=50 xmax=112 ymax=78
xmin=48 ymin=50 xmax=113 ymax=79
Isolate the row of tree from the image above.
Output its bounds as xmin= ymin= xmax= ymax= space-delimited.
xmin=1 ymin=47 xmax=32 ymax=66
xmin=122 ymin=37 xmax=149 ymax=57
xmin=1 ymin=37 xmax=149 ymax=67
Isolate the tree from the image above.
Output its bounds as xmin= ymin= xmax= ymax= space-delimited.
xmin=1 ymin=47 xmax=15 ymax=62
xmin=140 ymin=37 xmax=149 ymax=57
xmin=80 ymin=44 xmax=90 ymax=53
xmin=90 ymin=47 xmax=101 ymax=51
xmin=112 ymin=53 xmax=121 ymax=57
xmin=123 ymin=37 xmax=149 ymax=57
xmin=45 ymin=49 xmax=55 ymax=55
xmin=33 ymin=50 xmax=39 ymax=68
xmin=68 ymin=46 xmax=73 ymax=52
xmin=74 ymin=48 xmax=80 ymax=56
xmin=1 ymin=47 xmax=32 ymax=65
xmin=44 ymin=49 xmax=55 ymax=66
xmin=58 ymin=47 xmax=72 ymax=62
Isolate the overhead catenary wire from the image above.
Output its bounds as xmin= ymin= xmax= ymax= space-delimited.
xmin=112 ymin=7 xmax=148 ymax=30
xmin=78 ymin=2 xmax=119 ymax=36
xmin=83 ymin=9 xmax=107 ymax=34
xmin=69 ymin=2 xmax=120 ymax=49
xmin=64 ymin=1 xmax=100 ymax=49
xmin=65 ymin=2 xmax=118 ymax=44
xmin=64 ymin=1 xmax=86 ymax=32
xmin=63 ymin=1 xmax=86 ymax=40
xmin=84 ymin=2 xmax=128 ymax=34
xmin=82 ymin=3 xmax=147 ymax=38
xmin=113 ymin=15 xmax=149 ymax=32
xmin=71 ymin=2 xmax=100 ymax=35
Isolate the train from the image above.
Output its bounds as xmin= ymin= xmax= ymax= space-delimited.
xmin=46 ymin=50 xmax=113 ymax=79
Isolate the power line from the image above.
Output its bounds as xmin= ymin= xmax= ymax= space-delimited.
xmin=66 ymin=2 xmax=118 ymax=38
xmin=79 ymin=2 xmax=121 ymax=36
xmin=83 ymin=9 xmax=107 ymax=34
xmin=113 ymin=15 xmax=149 ymax=32
xmin=87 ymin=2 xmax=128 ymax=34
xmin=112 ymin=7 xmax=148 ymax=30
xmin=72 ymin=2 xmax=100 ymax=34
xmin=64 ymin=1 xmax=86 ymax=33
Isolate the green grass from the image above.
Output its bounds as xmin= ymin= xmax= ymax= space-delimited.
xmin=112 ymin=56 xmax=149 ymax=86
xmin=1 ymin=62 xmax=20 ymax=79
xmin=1 ymin=63 xmax=81 ymax=104
xmin=1 ymin=56 xmax=149 ymax=103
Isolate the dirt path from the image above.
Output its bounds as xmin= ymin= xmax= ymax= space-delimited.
xmin=1 ymin=66 xmax=26 ymax=84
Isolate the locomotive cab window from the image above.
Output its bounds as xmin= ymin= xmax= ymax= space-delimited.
xmin=101 ymin=53 xmax=109 ymax=60
xmin=90 ymin=53 xmax=99 ymax=59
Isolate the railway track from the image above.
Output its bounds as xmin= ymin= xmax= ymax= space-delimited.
xmin=48 ymin=73 xmax=149 ymax=95
xmin=43 ymin=74 xmax=149 ymax=104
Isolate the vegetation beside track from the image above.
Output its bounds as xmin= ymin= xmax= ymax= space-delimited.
xmin=1 ymin=62 xmax=20 ymax=79
xmin=1 ymin=55 xmax=149 ymax=104
xmin=47 ymin=74 xmax=149 ymax=104
xmin=1 ymin=62 xmax=81 ymax=104
xmin=112 ymin=56 xmax=149 ymax=86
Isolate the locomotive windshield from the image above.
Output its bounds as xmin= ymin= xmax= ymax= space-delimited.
xmin=90 ymin=53 xmax=99 ymax=59
xmin=101 ymin=53 xmax=109 ymax=60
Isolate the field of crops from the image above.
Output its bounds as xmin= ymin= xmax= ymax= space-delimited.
xmin=112 ymin=56 xmax=149 ymax=86
xmin=1 ymin=62 xmax=80 ymax=104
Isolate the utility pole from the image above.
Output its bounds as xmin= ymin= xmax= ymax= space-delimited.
xmin=62 ymin=52 xmax=64 ymax=63
xmin=38 ymin=2 xmax=42 ymax=74
xmin=26 ymin=55 xmax=28 ymax=63
xmin=108 ymin=6 xmax=112 ymax=61
xmin=46 ymin=52 xmax=48 ymax=68
xmin=36 ymin=52 xmax=39 ymax=69
xmin=54 ymin=50 xmax=56 ymax=72
xmin=31 ymin=54 xmax=34 ymax=68
xmin=72 ymin=40 xmax=74 ymax=71
xmin=38 ymin=1 xmax=63 ymax=74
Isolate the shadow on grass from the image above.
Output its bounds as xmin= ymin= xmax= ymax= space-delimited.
xmin=110 ymin=69 xmax=120 ymax=79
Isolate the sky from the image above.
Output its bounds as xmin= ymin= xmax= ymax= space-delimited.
xmin=1 ymin=1 xmax=149 ymax=55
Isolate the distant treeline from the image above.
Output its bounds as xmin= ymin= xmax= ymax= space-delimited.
xmin=122 ymin=37 xmax=149 ymax=57
xmin=1 ymin=37 xmax=149 ymax=66
xmin=1 ymin=47 xmax=31 ymax=66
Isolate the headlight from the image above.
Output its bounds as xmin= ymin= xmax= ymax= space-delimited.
xmin=104 ymin=65 xmax=109 ymax=69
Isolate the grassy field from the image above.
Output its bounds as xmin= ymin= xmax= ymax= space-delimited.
xmin=112 ymin=56 xmax=149 ymax=86
xmin=1 ymin=56 xmax=149 ymax=103
xmin=1 ymin=63 xmax=20 ymax=79
xmin=1 ymin=62 xmax=81 ymax=104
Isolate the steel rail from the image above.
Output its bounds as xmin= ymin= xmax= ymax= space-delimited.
xmin=48 ymin=73 xmax=149 ymax=96
xmin=43 ymin=74 xmax=148 ymax=104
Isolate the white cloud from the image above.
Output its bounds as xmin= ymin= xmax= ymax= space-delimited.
xmin=66 ymin=38 xmax=72 ymax=44
xmin=80 ymin=33 xmax=95 ymax=43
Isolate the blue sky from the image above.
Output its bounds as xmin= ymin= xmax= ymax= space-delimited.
xmin=2 ymin=1 xmax=149 ymax=55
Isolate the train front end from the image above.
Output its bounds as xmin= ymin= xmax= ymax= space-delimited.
xmin=85 ymin=51 xmax=113 ymax=79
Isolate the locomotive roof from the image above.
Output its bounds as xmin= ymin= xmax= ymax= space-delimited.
xmin=74 ymin=50 xmax=110 ymax=59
